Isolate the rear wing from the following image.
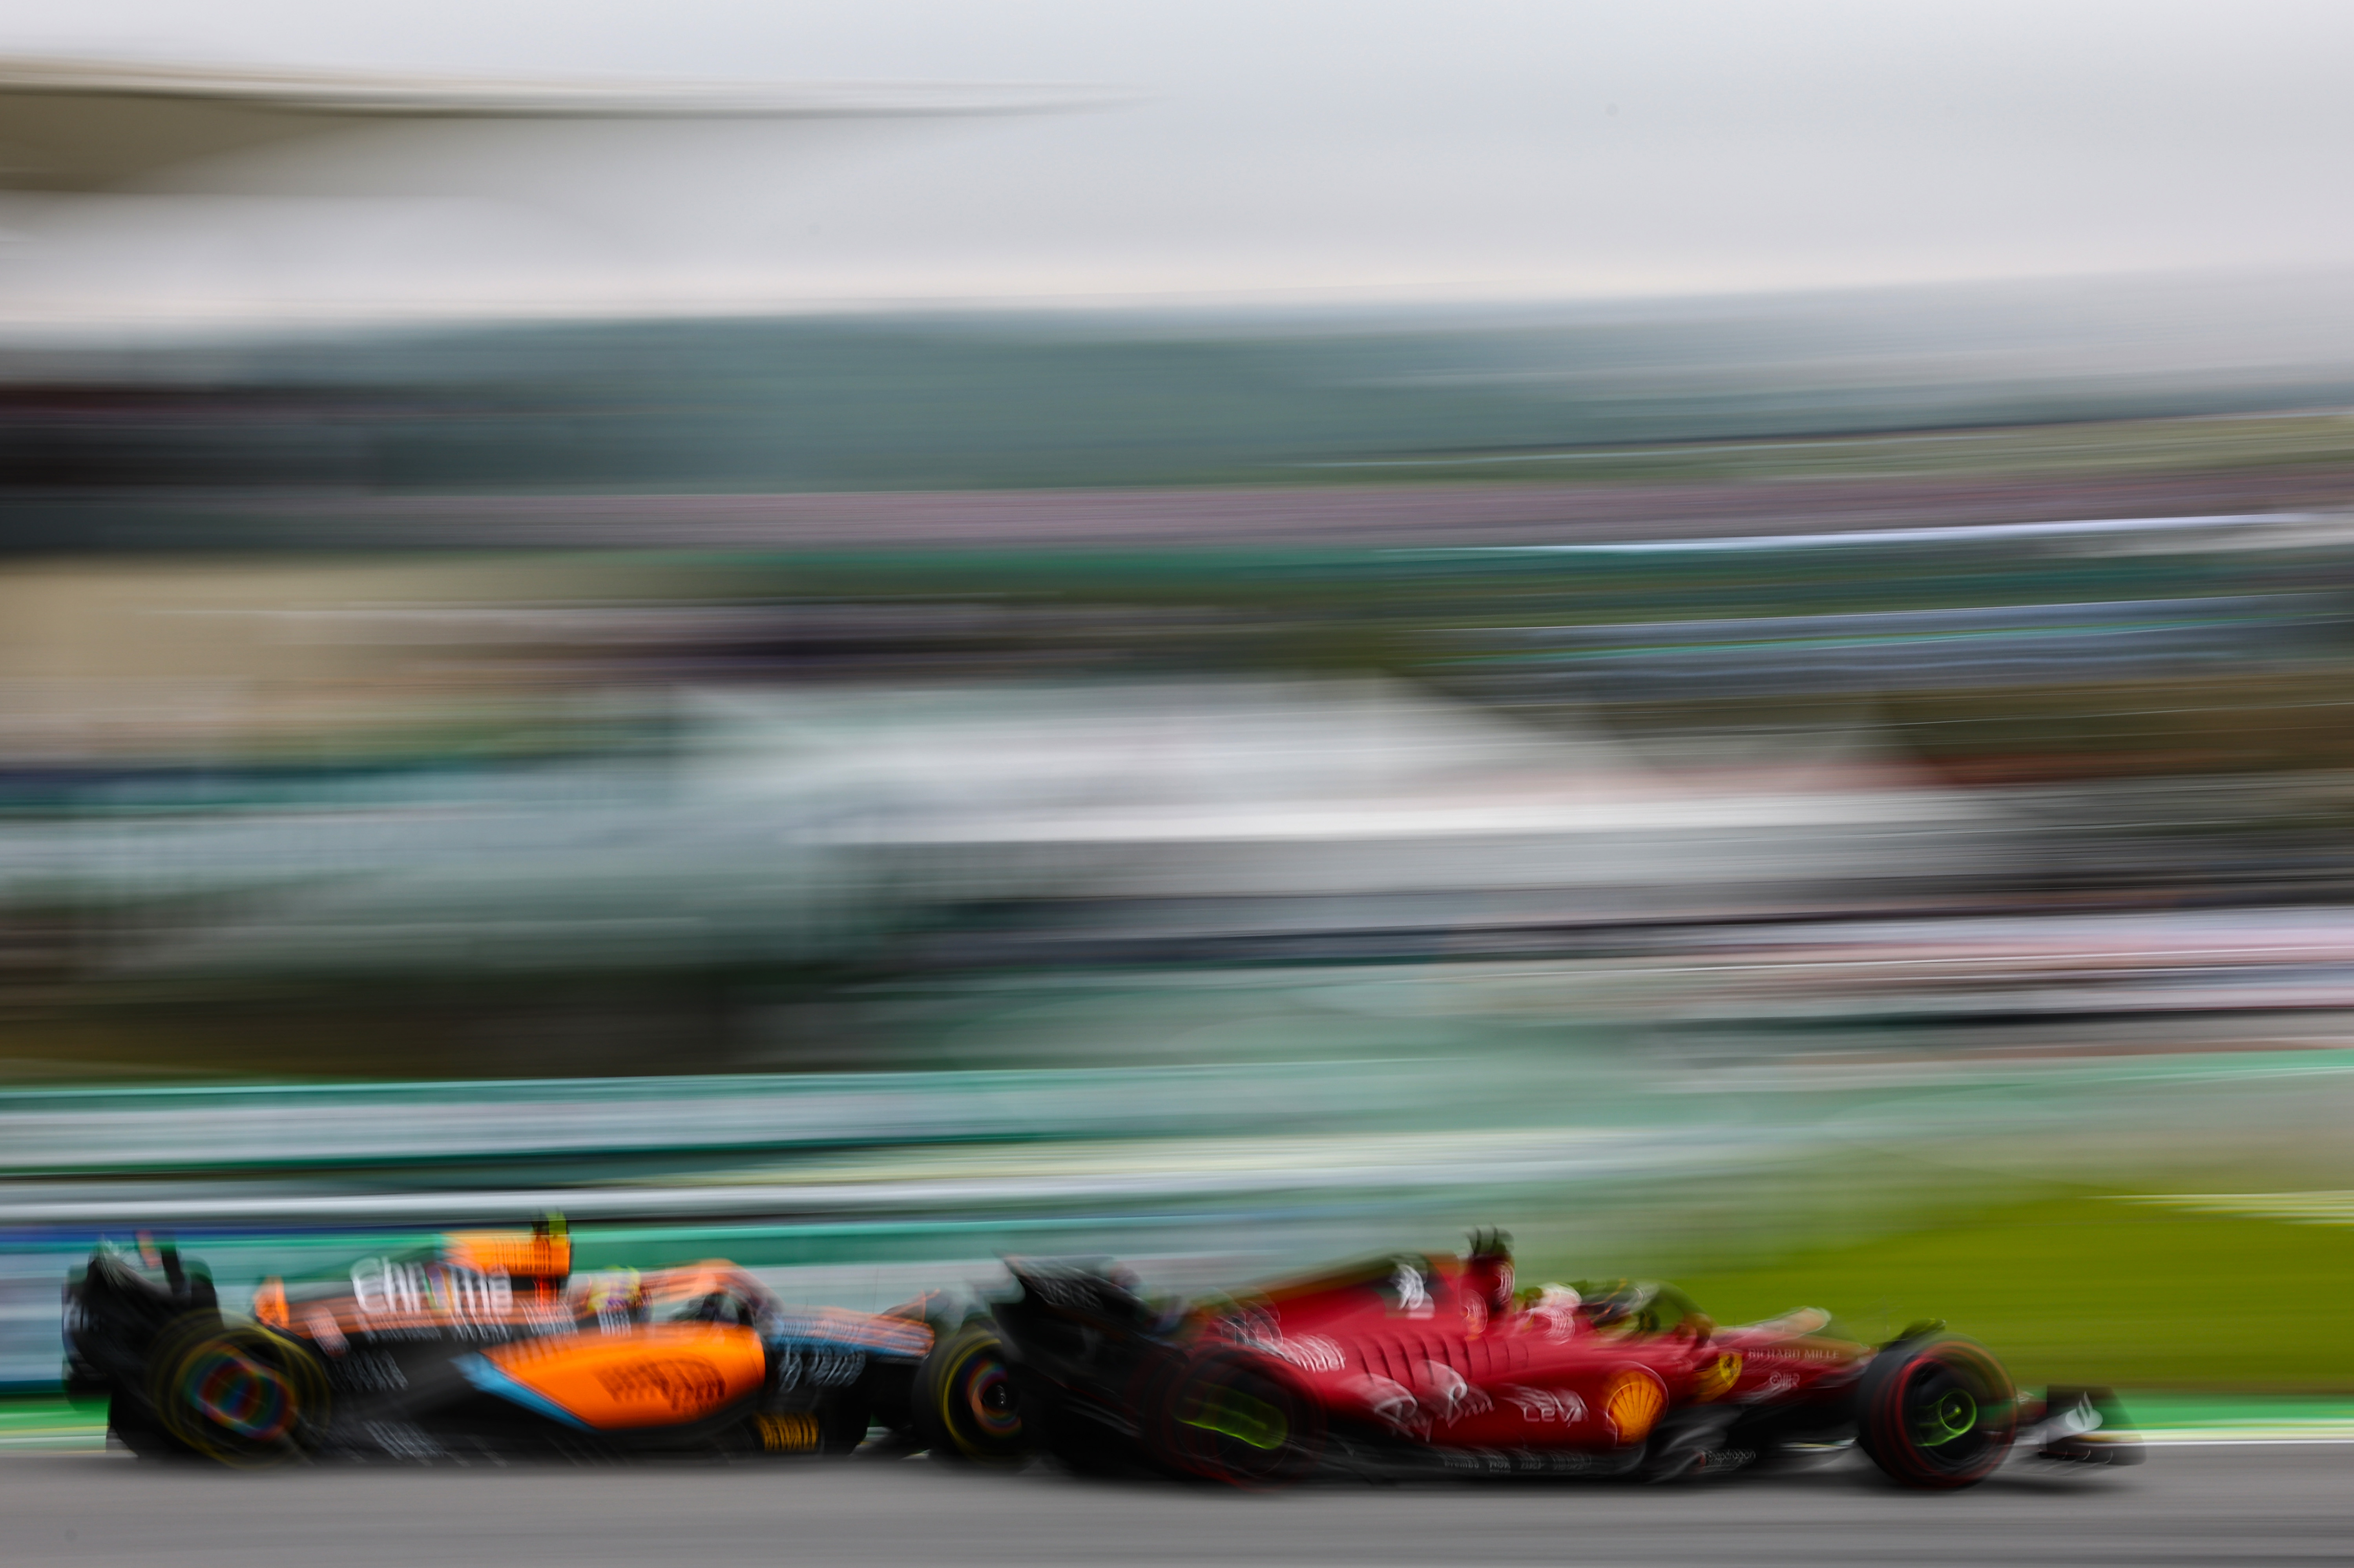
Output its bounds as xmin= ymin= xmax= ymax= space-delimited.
xmin=62 ymin=1236 xmax=219 ymax=1395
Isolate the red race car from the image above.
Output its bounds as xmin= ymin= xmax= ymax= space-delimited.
xmin=955 ymin=1232 xmax=2138 ymax=1489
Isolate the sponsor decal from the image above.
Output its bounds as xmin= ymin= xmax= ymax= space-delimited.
xmin=1416 ymin=1360 xmax=1493 ymax=1426
xmin=1214 ymin=1300 xmax=1346 ymax=1375
xmin=1349 ymin=1373 xmax=1423 ymax=1435
xmin=775 ymin=1347 xmax=866 ymax=1390
xmin=1694 ymin=1352 xmax=1744 ymax=1402
xmin=765 ymin=1308 xmax=932 ymax=1360
xmin=350 ymin=1258 xmax=405 ymax=1314
xmin=1602 ymin=1369 xmax=1668 ymax=1444
xmin=442 ymin=1229 xmax=570 ymax=1281
xmin=363 ymin=1420 xmax=445 ymax=1460
xmin=1258 ymin=1334 xmax=1348 ymax=1374
xmin=327 ymin=1348 xmax=408 ymax=1393
xmin=594 ymin=1356 xmax=729 ymax=1415
xmin=520 ymin=1302 xmax=578 ymax=1338
xmin=1228 ymin=1304 xmax=1281 ymax=1343
xmin=1223 ymin=1310 xmax=1347 ymax=1375
xmin=1500 ymin=1384 xmax=1588 ymax=1425
xmin=351 ymin=1257 xmax=513 ymax=1335
xmin=305 ymin=1311 xmax=350 ymax=1357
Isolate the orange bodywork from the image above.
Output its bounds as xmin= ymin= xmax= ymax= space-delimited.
xmin=478 ymin=1324 xmax=765 ymax=1430
xmin=445 ymin=1228 xmax=572 ymax=1283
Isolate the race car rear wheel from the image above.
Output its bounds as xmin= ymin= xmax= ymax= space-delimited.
xmin=150 ymin=1321 xmax=330 ymax=1468
xmin=1158 ymin=1347 xmax=1324 ymax=1489
xmin=106 ymin=1393 xmax=196 ymax=1460
xmin=1856 ymin=1334 xmax=2016 ymax=1490
xmin=918 ymin=1325 xmax=1028 ymax=1466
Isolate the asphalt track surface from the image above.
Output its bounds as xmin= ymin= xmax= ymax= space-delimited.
xmin=0 ymin=1446 xmax=2343 ymax=1568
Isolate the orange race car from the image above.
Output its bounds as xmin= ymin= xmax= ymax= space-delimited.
xmin=61 ymin=1221 xmax=976 ymax=1466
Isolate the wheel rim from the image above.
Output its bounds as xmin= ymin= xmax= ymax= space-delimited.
xmin=961 ymin=1354 xmax=1022 ymax=1440
xmin=1915 ymin=1385 xmax=1977 ymax=1448
xmin=191 ymin=1350 xmax=294 ymax=1441
xmin=160 ymin=1327 xmax=324 ymax=1464
xmin=1897 ymin=1359 xmax=2006 ymax=1474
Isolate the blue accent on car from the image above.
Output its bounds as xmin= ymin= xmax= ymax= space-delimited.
xmin=455 ymin=1353 xmax=594 ymax=1429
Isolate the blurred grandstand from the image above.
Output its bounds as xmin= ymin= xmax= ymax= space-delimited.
xmin=7 ymin=286 xmax=2354 ymax=1391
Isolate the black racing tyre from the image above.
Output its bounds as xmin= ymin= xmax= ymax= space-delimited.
xmin=1026 ymin=1393 xmax=1130 ymax=1478
xmin=1856 ymin=1335 xmax=2017 ymax=1490
xmin=148 ymin=1322 xmax=330 ymax=1468
xmin=141 ymin=1310 xmax=226 ymax=1395
xmin=1155 ymin=1347 xmax=1324 ymax=1489
xmin=106 ymin=1393 xmax=197 ymax=1460
xmin=123 ymin=1312 xmax=228 ymax=1459
xmin=917 ymin=1325 xmax=1028 ymax=1466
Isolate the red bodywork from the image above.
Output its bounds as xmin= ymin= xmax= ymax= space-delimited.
xmin=1190 ymin=1253 xmax=1865 ymax=1458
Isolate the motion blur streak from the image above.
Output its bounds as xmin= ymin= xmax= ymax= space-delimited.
xmin=10 ymin=12 xmax=2354 ymax=1550
xmin=12 ymin=312 xmax=2354 ymax=1404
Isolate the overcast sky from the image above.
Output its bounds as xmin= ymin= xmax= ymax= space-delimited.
xmin=3 ymin=0 xmax=2353 ymax=322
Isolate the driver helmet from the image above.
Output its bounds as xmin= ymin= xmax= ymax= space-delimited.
xmin=1524 ymin=1283 xmax=1583 ymax=1338
xmin=582 ymin=1267 xmax=645 ymax=1331
xmin=1463 ymin=1228 xmax=1516 ymax=1315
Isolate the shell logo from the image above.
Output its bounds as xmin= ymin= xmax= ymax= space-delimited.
xmin=1693 ymin=1352 xmax=1744 ymax=1402
xmin=1602 ymin=1369 xmax=1668 ymax=1444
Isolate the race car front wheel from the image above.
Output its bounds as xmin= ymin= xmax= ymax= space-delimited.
xmin=1856 ymin=1334 xmax=2017 ymax=1490
xmin=917 ymin=1325 xmax=1028 ymax=1466
xmin=149 ymin=1319 xmax=330 ymax=1468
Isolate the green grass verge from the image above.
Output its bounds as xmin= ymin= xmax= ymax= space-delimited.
xmin=1642 ymin=1196 xmax=2354 ymax=1394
